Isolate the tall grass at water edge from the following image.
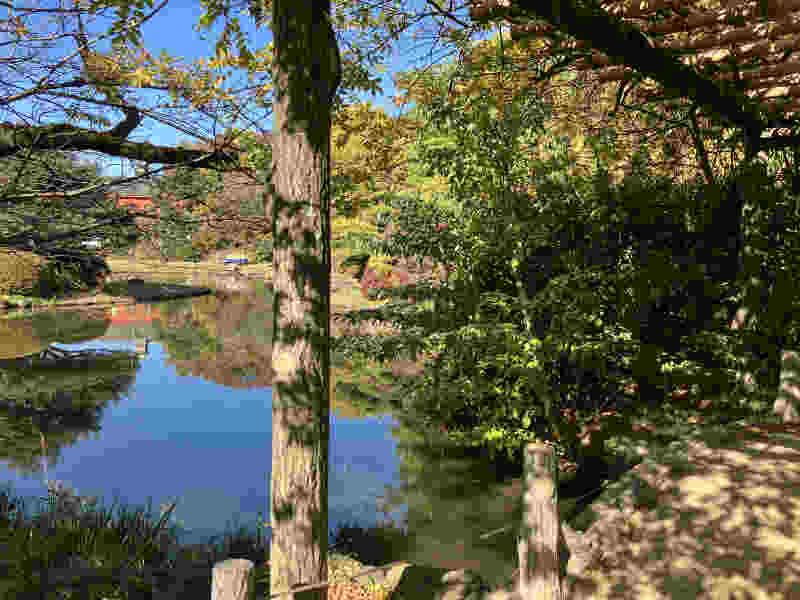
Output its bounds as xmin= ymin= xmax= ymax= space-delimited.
xmin=0 ymin=478 xmax=412 ymax=599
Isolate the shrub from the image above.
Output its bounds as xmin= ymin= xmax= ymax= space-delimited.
xmin=253 ymin=237 xmax=273 ymax=263
xmin=337 ymin=231 xmax=384 ymax=254
xmin=0 ymin=248 xmax=109 ymax=298
xmin=0 ymin=249 xmax=50 ymax=296
xmin=374 ymin=209 xmax=393 ymax=233
xmin=359 ymin=265 xmax=410 ymax=300
xmin=378 ymin=193 xmax=459 ymax=266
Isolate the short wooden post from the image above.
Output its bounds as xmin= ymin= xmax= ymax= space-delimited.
xmin=729 ymin=307 xmax=757 ymax=395
xmin=776 ymin=350 xmax=800 ymax=423
xmin=731 ymin=308 xmax=800 ymax=422
xmin=212 ymin=558 xmax=255 ymax=600
xmin=516 ymin=442 xmax=566 ymax=600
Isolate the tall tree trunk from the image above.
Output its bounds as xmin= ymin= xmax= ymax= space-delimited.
xmin=268 ymin=0 xmax=341 ymax=598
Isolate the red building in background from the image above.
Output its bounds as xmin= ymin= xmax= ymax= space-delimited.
xmin=115 ymin=193 xmax=158 ymax=215
xmin=107 ymin=181 xmax=158 ymax=216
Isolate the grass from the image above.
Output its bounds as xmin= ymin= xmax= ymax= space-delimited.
xmin=0 ymin=478 xmax=414 ymax=600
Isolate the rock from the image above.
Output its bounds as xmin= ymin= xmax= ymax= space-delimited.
xmin=437 ymin=568 xmax=493 ymax=600
xmin=389 ymin=563 xmax=492 ymax=600
xmin=123 ymin=281 xmax=211 ymax=301
xmin=560 ymin=521 xmax=604 ymax=577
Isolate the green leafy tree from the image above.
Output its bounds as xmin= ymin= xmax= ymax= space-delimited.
xmin=0 ymin=149 xmax=138 ymax=253
xmin=335 ymin=33 xmax=800 ymax=472
xmin=150 ymin=158 xmax=217 ymax=261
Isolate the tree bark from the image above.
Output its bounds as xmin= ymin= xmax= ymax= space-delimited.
xmin=268 ymin=0 xmax=341 ymax=599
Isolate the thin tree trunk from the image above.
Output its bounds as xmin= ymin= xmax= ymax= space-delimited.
xmin=268 ymin=0 xmax=341 ymax=598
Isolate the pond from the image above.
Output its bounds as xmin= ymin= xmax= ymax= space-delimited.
xmin=0 ymin=272 xmax=526 ymax=587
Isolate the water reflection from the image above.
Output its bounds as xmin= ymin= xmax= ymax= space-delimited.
xmin=102 ymin=275 xmax=274 ymax=389
xmin=0 ymin=308 xmax=139 ymax=518
xmin=0 ymin=276 xmax=406 ymax=549
xmin=0 ymin=272 xmax=529 ymax=585
xmin=379 ymin=410 xmax=524 ymax=587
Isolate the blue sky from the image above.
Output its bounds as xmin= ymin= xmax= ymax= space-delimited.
xmin=13 ymin=0 xmax=509 ymax=178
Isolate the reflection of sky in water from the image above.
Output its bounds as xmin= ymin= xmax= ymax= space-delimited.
xmin=0 ymin=338 xmax=407 ymax=548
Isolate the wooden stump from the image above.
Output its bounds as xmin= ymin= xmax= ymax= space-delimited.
xmin=212 ymin=558 xmax=255 ymax=600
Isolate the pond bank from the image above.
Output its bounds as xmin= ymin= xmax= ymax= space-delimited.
xmin=0 ymin=280 xmax=212 ymax=314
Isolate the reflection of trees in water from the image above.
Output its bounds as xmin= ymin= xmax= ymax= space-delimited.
xmin=25 ymin=310 xmax=111 ymax=345
xmin=371 ymin=406 xmax=523 ymax=586
xmin=152 ymin=289 xmax=274 ymax=389
xmin=0 ymin=309 xmax=111 ymax=360
xmin=0 ymin=347 xmax=139 ymax=486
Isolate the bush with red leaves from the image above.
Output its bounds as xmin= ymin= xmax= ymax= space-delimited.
xmin=625 ymin=382 xmax=692 ymax=402
xmin=360 ymin=266 xmax=410 ymax=300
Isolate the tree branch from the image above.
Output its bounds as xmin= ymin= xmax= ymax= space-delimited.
xmin=688 ymin=105 xmax=715 ymax=186
xmin=0 ymin=122 xmax=238 ymax=171
xmin=468 ymin=0 xmax=800 ymax=157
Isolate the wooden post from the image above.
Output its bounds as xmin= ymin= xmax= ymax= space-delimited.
xmin=776 ymin=350 xmax=800 ymax=423
xmin=730 ymin=307 xmax=800 ymax=422
xmin=212 ymin=558 xmax=255 ymax=600
xmin=516 ymin=442 xmax=566 ymax=600
xmin=729 ymin=307 xmax=756 ymax=394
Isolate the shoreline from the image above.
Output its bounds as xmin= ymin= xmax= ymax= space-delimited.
xmin=0 ymin=256 xmax=269 ymax=314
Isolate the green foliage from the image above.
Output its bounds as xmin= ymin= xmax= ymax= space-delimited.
xmin=374 ymin=208 xmax=392 ymax=233
xmin=377 ymin=192 xmax=459 ymax=266
xmin=331 ymin=172 xmax=363 ymax=218
xmin=228 ymin=128 xmax=273 ymax=176
xmin=253 ymin=236 xmax=273 ymax=263
xmin=239 ymin=192 xmax=266 ymax=218
xmin=332 ymin=216 xmax=383 ymax=253
xmin=151 ymin=179 xmax=201 ymax=262
xmin=334 ymin=230 xmax=384 ymax=253
xmin=36 ymin=260 xmax=88 ymax=296
xmin=336 ymin=71 xmax=601 ymax=463
xmin=0 ymin=150 xmax=138 ymax=254
xmin=335 ymin=53 xmax=800 ymax=469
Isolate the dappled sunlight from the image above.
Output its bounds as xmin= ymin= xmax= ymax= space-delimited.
xmin=563 ymin=423 xmax=800 ymax=600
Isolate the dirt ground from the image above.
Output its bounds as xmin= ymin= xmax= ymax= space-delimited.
xmin=309 ymin=417 xmax=800 ymax=600
xmin=545 ymin=419 xmax=800 ymax=600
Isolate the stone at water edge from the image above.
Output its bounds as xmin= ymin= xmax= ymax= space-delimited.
xmin=435 ymin=568 xmax=493 ymax=600
xmin=386 ymin=562 xmax=495 ymax=600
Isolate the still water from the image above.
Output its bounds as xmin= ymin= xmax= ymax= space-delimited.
xmin=1 ymin=339 xmax=405 ymax=547
xmin=0 ymin=273 xmax=520 ymax=585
